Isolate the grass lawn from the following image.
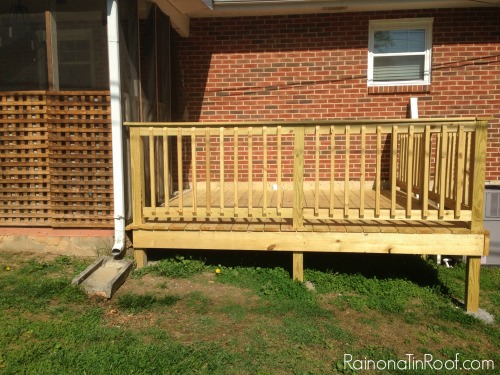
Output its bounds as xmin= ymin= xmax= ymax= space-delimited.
xmin=0 ymin=251 xmax=498 ymax=374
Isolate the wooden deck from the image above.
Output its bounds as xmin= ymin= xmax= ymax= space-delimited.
xmin=124 ymin=118 xmax=490 ymax=312
xmin=130 ymin=187 xmax=484 ymax=259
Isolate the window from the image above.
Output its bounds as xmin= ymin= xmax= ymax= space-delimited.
xmin=368 ymin=18 xmax=433 ymax=86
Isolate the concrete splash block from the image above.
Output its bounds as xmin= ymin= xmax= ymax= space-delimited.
xmin=72 ymin=256 xmax=133 ymax=298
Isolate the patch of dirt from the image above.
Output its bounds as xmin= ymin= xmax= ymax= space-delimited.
xmin=116 ymin=272 xmax=258 ymax=305
xmin=104 ymin=272 xmax=264 ymax=345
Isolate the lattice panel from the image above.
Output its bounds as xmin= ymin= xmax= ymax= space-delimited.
xmin=47 ymin=92 xmax=113 ymax=227
xmin=0 ymin=92 xmax=50 ymax=225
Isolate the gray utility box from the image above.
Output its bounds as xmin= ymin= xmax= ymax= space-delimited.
xmin=483 ymin=186 xmax=500 ymax=266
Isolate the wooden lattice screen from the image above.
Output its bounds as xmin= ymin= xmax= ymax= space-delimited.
xmin=0 ymin=91 xmax=113 ymax=228
xmin=0 ymin=92 xmax=50 ymax=226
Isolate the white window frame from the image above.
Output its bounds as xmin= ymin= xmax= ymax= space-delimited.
xmin=368 ymin=18 xmax=433 ymax=87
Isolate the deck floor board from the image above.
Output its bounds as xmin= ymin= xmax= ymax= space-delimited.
xmin=129 ymin=217 xmax=474 ymax=235
xmin=167 ymin=186 xmax=434 ymax=212
xmin=131 ymin=186 xmax=476 ymax=235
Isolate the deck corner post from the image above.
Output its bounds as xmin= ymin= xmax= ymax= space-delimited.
xmin=465 ymin=256 xmax=481 ymax=313
xmin=293 ymin=126 xmax=305 ymax=229
xmin=134 ymin=248 xmax=148 ymax=269
xmin=130 ymin=127 xmax=145 ymax=225
xmin=470 ymin=119 xmax=487 ymax=231
xmin=293 ymin=252 xmax=304 ymax=282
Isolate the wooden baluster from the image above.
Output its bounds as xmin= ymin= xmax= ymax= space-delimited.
xmin=403 ymin=135 xmax=408 ymax=184
xmin=413 ymin=134 xmax=421 ymax=188
xmin=205 ymin=127 xmax=211 ymax=216
xmin=344 ymin=126 xmax=350 ymax=218
xmin=315 ymin=125 xmax=320 ymax=217
xmin=248 ymin=127 xmax=253 ymax=217
xmin=434 ymin=133 xmax=441 ymax=195
xmin=417 ymin=134 xmax=422 ymax=187
xmin=399 ymin=135 xmax=405 ymax=183
xmin=329 ymin=126 xmax=335 ymax=218
xmin=360 ymin=126 xmax=366 ymax=219
xmin=149 ymin=127 xmax=156 ymax=216
xmin=263 ymin=126 xmax=268 ymax=217
xmin=454 ymin=126 xmax=465 ymax=219
xmin=390 ymin=126 xmax=398 ymax=219
xmin=234 ymin=127 xmax=239 ymax=215
xmin=422 ymin=125 xmax=430 ymax=219
xmin=163 ymin=128 xmax=170 ymax=215
xmin=375 ymin=126 xmax=381 ymax=218
xmin=177 ymin=127 xmax=183 ymax=216
xmin=406 ymin=126 xmax=414 ymax=219
xmin=438 ymin=126 xmax=448 ymax=219
xmin=277 ymin=126 xmax=282 ymax=216
xmin=220 ymin=127 xmax=225 ymax=216
xmin=446 ymin=133 xmax=454 ymax=200
xmin=191 ymin=127 xmax=197 ymax=215
xmin=465 ymin=132 xmax=472 ymax=206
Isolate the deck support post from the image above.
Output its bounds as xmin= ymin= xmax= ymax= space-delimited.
xmin=293 ymin=252 xmax=304 ymax=282
xmin=465 ymin=256 xmax=481 ymax=313
xmin=464 ymin=119 xmax=487 ymax=312
xmin=134 ymin=248 xmax=148 ymax=269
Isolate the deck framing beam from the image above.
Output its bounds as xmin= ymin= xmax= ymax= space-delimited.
xmin=133 ymin=229 xmax=485 ymax=256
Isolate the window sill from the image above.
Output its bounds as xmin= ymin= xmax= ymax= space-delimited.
xmin=368 ymin=85 xmax=431 ymax=95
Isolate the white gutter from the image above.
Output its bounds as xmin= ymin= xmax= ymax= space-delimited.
xmin=205 ymin=0 xmax=493 ymax=16
xmin=107 ymin=0 xmax=126 ymax=258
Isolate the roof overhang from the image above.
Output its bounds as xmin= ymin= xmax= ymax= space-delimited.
xmin=144 ymin=0 xmax=499 ymax=37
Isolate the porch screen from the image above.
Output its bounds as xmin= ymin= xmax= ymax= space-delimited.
xmin=0 ymin=1 xmax=48 ymax=90
xmin=0 ymin=0 xmax=108 ymax=91
xmin=54 ymin=0 xmax=108 ymax=90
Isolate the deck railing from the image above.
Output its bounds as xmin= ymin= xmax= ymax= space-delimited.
xmin=125 ymin=118 xmax=487 ymax=230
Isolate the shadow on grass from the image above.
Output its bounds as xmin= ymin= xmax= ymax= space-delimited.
xmin=146 ymin=250 xmax=451 ymax=295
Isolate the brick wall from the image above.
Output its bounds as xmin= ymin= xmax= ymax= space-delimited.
xmin=172 ymin=8 xmax=500 ymax=182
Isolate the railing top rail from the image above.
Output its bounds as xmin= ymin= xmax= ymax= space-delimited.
xmin=124 ymin=117 xmax=488 ymax=128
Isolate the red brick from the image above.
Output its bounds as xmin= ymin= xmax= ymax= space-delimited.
xmin=173 ymin=8 xmax=500 ymax=182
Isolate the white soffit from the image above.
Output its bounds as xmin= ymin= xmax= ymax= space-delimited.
xmin=148 ymin=0 xmax=498 ymax=36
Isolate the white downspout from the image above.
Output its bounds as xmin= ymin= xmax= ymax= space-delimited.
xmin=107 ymin=0 xmax=126 ymax=257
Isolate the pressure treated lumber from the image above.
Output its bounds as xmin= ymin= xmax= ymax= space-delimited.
xmin=293 ymin=252 xmax=304 ymax=282
xmin=134 ymin=248 xmax=148 ymax=269
xmin=465 ymin=256 xmax=481 ymax=313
